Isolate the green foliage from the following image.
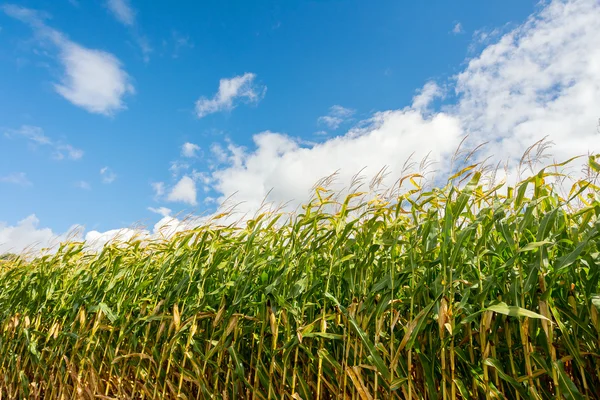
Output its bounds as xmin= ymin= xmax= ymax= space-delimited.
xmin=1 ymin=160 xmax=600 ymax=399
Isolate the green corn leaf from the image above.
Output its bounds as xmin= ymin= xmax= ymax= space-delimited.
xmin=518 ymin=240 xmax=553 ymax=253
xmin=554 ymin=360 xmax=584 ymax=400
xmin=484 ymin=358 xmax=528 ymax=397
xmin=325 ymin=292 xmax=391 ymax=382
xmin=486 ymin=301 xmax=550 ymax=321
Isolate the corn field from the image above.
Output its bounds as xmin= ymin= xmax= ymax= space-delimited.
xmin=1 ymin=157 xmax=600 ymax=399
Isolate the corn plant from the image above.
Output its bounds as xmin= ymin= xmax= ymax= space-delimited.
xmin=1 ymin=156 xmax=600 ymax=399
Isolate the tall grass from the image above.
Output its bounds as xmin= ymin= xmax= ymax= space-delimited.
xmin=1 ymin=156 xmax=600 ymax=399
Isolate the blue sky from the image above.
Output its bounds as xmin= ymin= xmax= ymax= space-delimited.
xmin=1 ymin=0 xmax=599 ymax=252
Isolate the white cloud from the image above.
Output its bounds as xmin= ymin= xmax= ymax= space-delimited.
xmin=5 ymin=125 xmax=83 ymax=160
xmin=151 ymin=181 xmax=165 ymax=197
xmin=452 ymin=22 xmax=464 ymax=34
xmin=0 ymin=172 xmax=32 ymax=187
xmin=54 ymin=144 xmax=84 ymax=160
xmin=54 ymin=43 xmax=134 ymax=114
xmin=85 ymin=214 xmax=210 ymax=248
xmin=74 ymin=180 xmax=91 ymax=190
xmin=148 ymin=206 xmax=171 ymax=217
xmin=5 ymin=125 xmax=51 ymax=145
xmin=167 ymin=176 xmax=197 ymax=205
xmin=210 ymin=143 xmax=229 ymax=163
xmin=411 ymin=81 xmax=443 ymax=111
xmin=169 ymin=161 xmax=190 ymax=177
xmin=181 ymin=142 xmax=200 ymax=158
xmin=100 ymin=167 xmax=117 ymax=183
xmin=105 ymin=0 xmax=135 ymax=26
xmin=317 ymin=105 xmax=355 ymax=130
xmin=0 ymin=215 xmax=82 ymax=255
xmin=84 ymin=214 xmax=212 ymax=249
xmin=2 ymin=5 xmax=134 ymax=115
xmin=456 ymin=0 xmax=600 ymax=170
xmin=209 ymin=114 xmax=462 ymax=216
xmin=85 ymin=227 xmax=143 ymax=249
xmin=318 ymin=116 xmax=343 ymax=130
xmin=195 ymin=73 xmax=266 ymax=118
xmin=0 ymin=213 xmax=207 ymax=255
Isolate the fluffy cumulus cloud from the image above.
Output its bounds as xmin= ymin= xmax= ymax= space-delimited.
xmin=4 ymin=125 xmax=83 ymax=160
xmin=167 ymin=176 xmax=197 ymax=205
xmin=195 ymin=73 xmax=266 ymax=118
xmin=317 ymin=105 xmax=355 ymax=130
xmin=411 ymin=81 xmax=443 ymax=111
xmin=85 ymin=213 xmax=211 ymax=248
xmin=54 ymin=43 xmax=134 ymax=115
xmin=0 ymin=215 xmax=82 ymax=255
xmin=85 ymin=227 xmax=142 ymax=249
xmin=0 ymin=213 xmax=207 ymax=255
xmin=211 ymin=113 xmax=462 ymax=215
xmin=2 ymin=5 xmax=134 ymax=115
xmin=456 ymin=0 xmax=600 ymax=170
xmin=83 ymin=214 xmax=211 ymax=250
xmin=181 ymin=142 xmax=200 ymax=158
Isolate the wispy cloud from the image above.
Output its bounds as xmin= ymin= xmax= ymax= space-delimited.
xmin=5 ymin=124 xmax=51 ymax=145
xmin=0 ymin=172 xmax=32 ymax=187
xmin=105 ymin=0 xmax=135 ymax=26
xmin=151 ymin=182 xmax=165 ymax=198
xmin=169 ymin=161 xmax=190 ymax=177
xmin=4 ymin=125 xmax=83 ymax=160
xmin=100 ymin=167 xmax=117 ymax=184
xmin=104 ymin=0 xmax=152 ymax=62
xmin=317 ymin=105 xmax=355 ymax=130
xmin=452 ymin=22 xmax=464 ymax=34
xmin=172 ymin=31 xmax=194 ymax=58
xmin=195 ymin=73 xmax=266 ymax=118
xmin=74 ymin=180 xmax=91 ymax=190
xmin=2 ymin=4 xmax=135 ymax=115
xmin=54 ymin=144 xmax=84 ymax=160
